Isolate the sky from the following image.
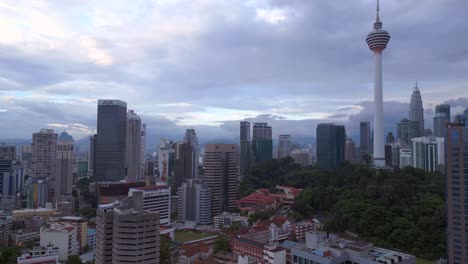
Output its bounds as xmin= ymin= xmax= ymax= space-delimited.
xmin=0 ymin=0 xmax=467 ymax=146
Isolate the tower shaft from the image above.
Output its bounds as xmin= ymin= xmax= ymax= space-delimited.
xmin=373 ymin=52 xmax=385 ymax=166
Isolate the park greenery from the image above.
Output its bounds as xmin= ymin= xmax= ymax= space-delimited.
xmin=239 ymin=157 xmax=445 ymax=260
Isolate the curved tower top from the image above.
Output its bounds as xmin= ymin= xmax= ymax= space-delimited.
xmin=366 ymin=0 xmax=391 ymax=54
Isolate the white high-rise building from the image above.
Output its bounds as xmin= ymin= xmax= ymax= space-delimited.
xmin=126 ymin=110 xmax=142 ymax=181
xmin=31 ymin=129 xmax=58 ymax=202
xmin=40 ymin=223 xmax=78 ymax=262
xmin=412 ymin=136 xmax=444 ymax=171
xmin=128 ymin=185 xmax=171 ymax=225
xmin=277 ymin=135 xmax=292 ymax=159
xmin=366 ymin=0 xmax=390 ymax=167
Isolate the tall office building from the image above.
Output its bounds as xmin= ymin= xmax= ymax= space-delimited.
xmin=409 ymin=83 xmax=424 ymax=137
xmin=96 ymin=191 xmax=160 ymax=264
xmin=316 ymin=124 xmax=346 ymax=169
xmin=366 ymin=0 xmax=390 ymax=167
xmin=433 ymin=104 xmax=451 ymax=138
xmin=291 ymin=149 xmax=311 ymax=167
xmin=412 ymin=136 xmax=444 ymax=172
xmin=240 ymin=121 xmax=251 ymax=180
xmin=278 ymin=135 xmax=293 ymax=159
xmin=158 ymin=138 xmax=176 ymax=183
xmin=126 ymin=110 xmax=142 ymax=181
xmin=397 ymin=118 xmax=420 ymax=147
xmin=55 ymin=132 xmax=74 ymax=203
xmin=252 ymin=123 xmax=273 ymax=162
xmin=88 ymin=135 xmax=96 ymax=177
xmin=141 ymin=123 xmax=147 ymax=177
xmin=0 ymin=158 xmax=22 ymax=209
xmin=359 ymin=122 xmax=372 ymax=161
xmin=0 ymin=144 xmax=16 ymax=160
xmin=446 ymin=121 xmax=468 ymax=264
xmin=173 ymin=143 xmax=194 ymax=191
xmin=204 ymin=144 xmax=239 ymax=216
xmin=183 ymin=129 xmax=199 ymax=179
xmin=31 ymin=129 xmax=58 ymax=202
xmin=345 ymin=138 xmax=357 ymax=164
xmin=386 ymin=132 xmax=395 ymax=144
xmin=95 ymin=99 xmax=127 ymax=182
xmin=177 ymin=179 xmax=212 ymax=226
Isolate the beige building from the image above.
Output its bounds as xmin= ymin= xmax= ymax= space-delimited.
xmin=60 ymin=216 xmax=88 ymax=253
xmin=31 ymin=129 xmax=57 ymax=202
xmin=96 ymin=190 xmax=160 ymax=264
xmin=204 ymin=144 xmax=239 ymax=216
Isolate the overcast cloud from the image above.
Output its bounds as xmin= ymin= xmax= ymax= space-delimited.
xmin=0 ymin=0 xmax=467 ymax=148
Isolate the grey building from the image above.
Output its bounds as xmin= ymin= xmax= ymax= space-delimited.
xmin=397 ymin=118 xmax=419 ymax=147
xmin=95 ymin=99 xmax=127 ymax=182
xmin=183 ymin=129 xmax=199 ymax=179
xmin=96 ymin=191 xmax=160 ymax=264
xmin=55 ymin=132 xmax=74 ymax=203
xmin=278 ymin=135 xmax=293 ymax=159
xmin=240 ymin=121 xmax=251 ymax=180
xmin=412 ymin=136 xmax=444 ymax=172
xmin=316 ymin=124 xmax=345 ymax=169
xmin=0 ymin=144 xmax=16 ymax=160
xmin=88 ymin=135 xmax=96 ymax=177
xmin=359 ymin=122 xmax=372 ymax=161
xmin=345 ymin=138 xmax=357 ymax=164
xmin=126 ymin=110 xmax=142 ymax=181
xmin=433 ymin=104 xmax=450 ymax=138
xmin=291 ymin=149 xmax=311 ymax=167
xmin=32 ymin=129 xmax=57 ymax=202
xmin=409 ymin=83 xmax=424 ymax=137
xmin=177 ymin=179 xmax=212 ymax=225
xmin=204 ymin=144 xmax=239 ymax=216
xmin=173 ymin=143 xmax=194 ymax=191
xmin=252 ymin=123 xmax=273 ymax=162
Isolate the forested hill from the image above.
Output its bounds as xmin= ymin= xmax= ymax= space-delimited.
xmin=239 ymin=158 xmax=445 ymax=260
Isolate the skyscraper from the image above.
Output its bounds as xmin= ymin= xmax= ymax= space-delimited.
xmin=409 ymin=83 xmax=424 ymax=137
xmin=366 ymin=0 xmax=390 ymax=167
xmin=359 ymin=122 xmax=372 ymax=161
xmin=55 ymin=132 xmax=74 ymax=203
xmin=183 ymin=129 xmax=199 ymax=179
xmin=177 ymin=179 xmax=212 ymax=226
xmin=95 ymin=99 xmax=127 ymax=182
xmin=204 ymin=144 xmax=239 ymax=216
xmin=126 ymin=110 xmax=142 ymax=181
xmin=446 ymin=121 xmax=467 ymax=263
xmin=278 ymin=135 xmax=292 ymax=159
xmin=31 ymin=129 xmax=58 ymax=202
xmin=173 ymin=142 xmax=194 ymax=190
xmin=411 ymin=136 xmax=444 ymax=172
xmin=141 ymin=123 xmax=147 ymax=177
xmin=88 ymin=135 xmax=96 ymax=177
xmin=240 ymin=121 xmax=251 ymax=180
xmin=0 ymin=144 xmax=16 ymax=160
xmin=345 ymin=138 xmax=357 ymax=164
xmin=397 ymin=118 xmax=420 ymax=147
xmin=316 ymin=124 xmax=346 ymax=169
xmin=252 ymin=123 xmax=273 ymax=162
xmin=433 ymin=104 xmax=451 ymax=137
xmin=158 ymin=138 xmax=175 ymax=183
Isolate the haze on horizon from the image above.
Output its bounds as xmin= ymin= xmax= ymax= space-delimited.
xmin=0 ymin=0 xmax=467 ymax=143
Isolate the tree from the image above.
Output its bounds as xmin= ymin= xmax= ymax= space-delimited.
xmin=0 ymin=247 xmax=21 ymax=264
xmin=66 ymin=255 xmax=83 ymax=264
xmin=214 ymin=235 xmax=230 ymax=253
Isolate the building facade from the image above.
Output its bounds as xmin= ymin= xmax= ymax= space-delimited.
xmin=129 ymin=185 xmax=171 ymax=225
xmin=40 ymin=223 xmax=78 ymax=262
xmin=183 ymin=129 xmax=199 ymax=179
xmin=173 ymin=142 xmax=194 ymax=191
xmin=360 ymin=122 xmax=372 ymax=161
xmin=433 ymin=104 xmax=451 ymax=138
xmin=316 ymin=124 xmax=345 ymax=169
xmin=126 ymin=110 xmax=142 ymax=181
xmin=240 ymin=121 xmax=251 ymax=180
xmin=345 ymin=138 xmax=357 ymax=164
xmin=204 ymin=144 xmax=239 ymax=216
xmin=95 ymin=99 xmax=127 ymax=182
xmin=177 ymin=179 xmax=212 ymax=226
xmin=411 ymin=136 xmax=444 ymax=171
xmin=290 ymin=149 xmax=311 ymax=167
xmin=31 ymin=129 xmax=57 ymax=202
xmin=55 ymin=132 xmax=74 ymax=203
xmin=278 ymin=135 xmax=293 ymax=159
xmin=252 ymin=123 xmax=273 ymax=163
xmin=397 ymin=119 xmax=420 ymax=147
xmin=409 ymin=83 xmax=424 ymax=137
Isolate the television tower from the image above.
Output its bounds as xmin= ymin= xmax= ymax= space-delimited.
xmin=366 ymin=0 xmax=390 ymax=167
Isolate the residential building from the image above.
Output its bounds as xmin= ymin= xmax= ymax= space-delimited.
xmin=204 ymin=144 xmax=239 ymax=216
xmin=345 ymin=138 xmax=357 ymax=163
xmin=88 ymin=135 xmax=95 ymax=177
xmin=55 ymin=132 xmax=74 ymax=203
xmin=173 ymin=142 xmax=194 ymax=190
xmin=126 ymin=110 xmax=142 ymax=181
xmin=129 ymin=184 xmax=171 ymax=225
xmin=158 ymin=138 xmax=175 ymax=183
xmin=278 ymin=135 xmax=293 ymax=159
xmin=290 ymin=149 xmax=310 ymax=167
xmin=60 ymin=216 xmax=88 ymax=253
xmin=412 ymin=136 xmax=444 ymax=171
xmin=316 ymin=124 xmax=345 ymax=169
xmin=446 ymin=122 xmax=468 ymax=264
xmin=291 ymin=219 xmax=321 ymax=242
xmin=240 ymin=121 xmax=251 ymax=180
xmin=40 ymin=223 xmax=78 ymax=262
xmin=183 ymin=129 xmax=199 ymax=179
xmin=232 ymin=237 xmax=265 ymax=263
xmin=399 ymin=148 xmax=412 ymax=168
xmin=31 ymin=129 xmax=57 ymax=202
xmin=252 ymin=123 xmax=273 ymax=162
xmin=433 ymin=104 xmax=451 ymax=137
xmin=397 ymin=118 xmax=420 ymax=147
xmin=178 ymin=242 xmax=213 ymax=264
xmin=360 ymin=122 xmax=372 ymax=161
xmin=0 ymin=214 xmax=12 ymax=247
xmin=26 ymin=177 xmax=49 ymax=208
xmin=96 ymin=192 xmax=160 ymax=264
xmin=263 ymin=244 xmax=287 ymax=264
xmin=17 ymin=245 xmax=60 ymax=264
xmin=409 ymin=83 xmax=424 ymax=137
xmin=177 ymin=179 xmax=212 ymax=226
xmin=94 ymin=99 xmax=127 ymax=182
xmin=214 ymin=212 xmax=248 ymax=229
xmin=0 ymin=158 xmax=23 ymax=208
xmin=87 ymin=228 xmax=97 ymax=250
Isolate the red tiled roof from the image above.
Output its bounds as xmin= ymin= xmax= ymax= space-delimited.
xmin=271 ymin=215 xmax=288 ymax=226
xmin=179 ymin=243 xmax=211 ymax=258
xmin=239 ymin=191 xmax=279 ymax=204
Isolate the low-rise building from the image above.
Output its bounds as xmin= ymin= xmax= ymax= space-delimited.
xmin=40 ymin=223 xmax=78 ymax=261
xmin=290 ymin=219 xmax=320 ymax=242
xmin=15 ymin=231 xmax=40 ymax=246
xmin=17 ymin=245 xmax=59 ymax=264
xmin=178 ymin=242 xmax=213 ymax=264
xmin=128 ymin=184 xmax=171 ymax=225
xmin=263 ymin=243 xmax=287 ymax=264
xmin=60 ymin=216 xmax=88 ymax=253
xmin=213 ymin=212 xmax=249 ymax=229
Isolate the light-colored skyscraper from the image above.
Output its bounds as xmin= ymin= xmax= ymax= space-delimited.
xmin=409 ymin=83 xmax=424 ymax=137
xmin=55 ymin=132 xmax=74 ymax=203
xmin=366 ymin=0 xmax=390 ymax=167
xmin=126 ymin=110 xmax=142 ymax=181
xmin=158 ymin=138 xmax=175 ymax=183
xmin=290 ymin=149 xmax=311 ymax=167
xmin=204 ymin=144 xmax=239 ymax=216
xmin=183 ymin=129 xmax=199 ymax=179
xmin=411 ymin=136 xmax=444 ymax=172
xmin=433 ymin=104 xmax=450 ymax=138
xmin=129 ymin=185 xmax=171 ymax=225
xmin=95 ymin=99 xmax=127 ymax=182
xmin=32 ymin=129 xmax=58 ymax=202
xmin=278 ymin=135 xmax=292 ymax=159
xmin=240 ymin=121 xmax=251 ymax=180
xmin=345 ymin=138 xmax=357 ymax=164
xmin=177 ymin=179 xmax=212 ymax=226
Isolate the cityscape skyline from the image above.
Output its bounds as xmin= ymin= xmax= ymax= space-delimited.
xmin=0 ymin=1 xmax=467 ymax=141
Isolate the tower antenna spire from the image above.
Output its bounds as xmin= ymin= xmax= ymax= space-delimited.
xmin=376 ymin=0 xmax=380 ymax=22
